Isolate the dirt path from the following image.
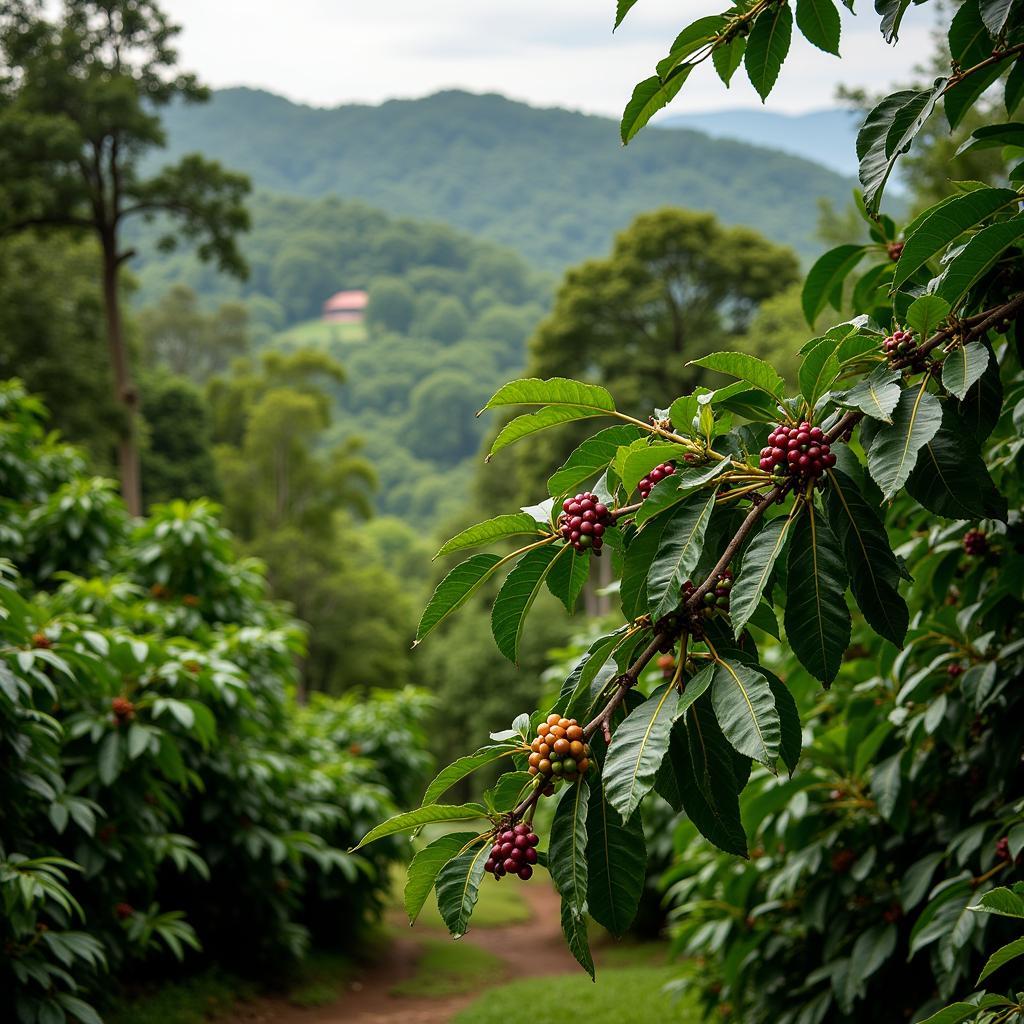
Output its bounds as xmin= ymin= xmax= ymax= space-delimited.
xmin=224 ymin=882 xmax=577 ymax=1024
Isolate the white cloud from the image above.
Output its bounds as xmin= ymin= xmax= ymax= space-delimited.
xmin=163 ymin=0 xmax=937 ymax=116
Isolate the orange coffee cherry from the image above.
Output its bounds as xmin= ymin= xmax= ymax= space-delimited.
xmin=566 ymin=725 xmax=583 ymax=741
xmin=546 ymin=714 xmax=561 ymax=726
xmin=569 ymin=740 xmax=585 ymax=758
xmin=528 ymin=752 xmax=542 ymax=767
xmin=557 ymin=718 xmax=571 ymax=729
xmin=553 ymin=738 xmax=570 ymax=755
xmin=538 ymin=759 xmax=552 ymax=774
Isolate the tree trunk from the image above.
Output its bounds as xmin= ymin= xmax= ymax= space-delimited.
xmin=100 ymin=237 xmax=142 ymax=515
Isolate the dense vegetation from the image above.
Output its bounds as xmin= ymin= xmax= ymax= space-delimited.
xmin=152 ymin=87 xmax=855 ymax=268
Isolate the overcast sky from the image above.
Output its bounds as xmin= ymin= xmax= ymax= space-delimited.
xmin=163 ymin=0 xmax=936 ymax=117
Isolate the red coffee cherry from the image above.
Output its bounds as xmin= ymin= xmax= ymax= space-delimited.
xmin=638 ymin=461 xmax=676 ymax=500
xmin=759 ymin=421 xmax=834 ymax=485
xmin=963 ymin=530 xmax=988 ymax=556
xmin=111 ymin=696 xmax=136 ymax=724
xmin=558 ymin=492 xmax=612 ymax=556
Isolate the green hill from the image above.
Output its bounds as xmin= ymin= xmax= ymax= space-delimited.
xmin=156 ymin=87 xmax=856 ymax=268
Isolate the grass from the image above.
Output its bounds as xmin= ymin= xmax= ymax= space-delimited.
xmin=104 ymin=970 xmax=254 ymax=1024
xmin=389 ymin=938 xmax=504 ymax=998
xmin=273 ymin=317 xmax=367 ymax=350
xmin=285 ymin=948 xmax=359 ymax=1008
xmin=451 ymin=964 xmax=700 ymax=1024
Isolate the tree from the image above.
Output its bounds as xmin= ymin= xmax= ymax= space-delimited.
xmin=422 ymin=295 xmax=469 ymax=343
xmin=366 ymin=277 xmax=416 ymax=334
xmin=527 ymin=208 xmax=799 ymax=413
xmin=0 ymin=0 xmax=250 ymax=513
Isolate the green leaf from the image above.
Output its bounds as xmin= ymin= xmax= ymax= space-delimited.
xmin=484 ymin=771 xmax=534 ymax=812
xmin=1006 ymin=57 xmax=1024 ymax=113
xmin=785 ymin=503 xmax=851 ymax=685
xmin=802 ymin=245 xmax=867 ymax=324
xmin=825 ymin=468 xmax=908 ymax=647
xmin=799 ymin=338 xmax=842 ymax=411
xmin=767 ymin=673 xmax=802 ymax=775
xmin=614 ymin=0 xmax=640 ymax=30
xmin=866 ymin=384 xmax=943 ymax=500
xmin=646 ymin=490 xmax=718 ymax=621
xmin=973 ymin=886 xmax=1024 ymax=918
xmin=416 ymin=554 xmax=502 ymax=643
xmin=620 ymin=511 xmax=670 ymax=619
xmin=435 ymin=514 xmax=542 ymax=558
xmin=98 ymin=732 xmax=122 ymax=786
xmin=981 ymin=0 xmax=1015 ymax=33
xmin=634 ymin=476 xmax=687 ymax=528
xmin=491 ymin=544 xmax=563 ymax=663
xmin=689 ymin=351 xmax=786 ymax=398
xmin=354 ymin=804 xmax=489 ymax=850
xmin=560 ymin=896 xmax=595 ymax=979
xmin=405 ymin=832 xmax=478 ymax=924
xmin=435 ymin=838 xmax=490 ymax=938
xmin=550 ymin=777 xmax=590 ymax=917
xmin=621 ymin=444 xmax=688 ymax=497
xmin=876 ymin=0 xmax=912 ymax=41
xmin=421 ymin=746 xmax=517 ymax=806
xmin=942 ymin=341 xmax=990 ymax=400
xmin=796 ymin=0 xmax=841 ymax=53
xmin=621 ymin=69 xmax=691 ymax=144
xmin=713 ymin=36 xmax=746 ymax=86
xmin=934 ymin=215 xmax=1024 ymax=306
xmin=905 ymin=294 xmax=951 ymax=339
xmin=657 ymin=17 xmax=728 ymax=79
xmin=586 ymin=783 xmax=646 ymax=936
xmin=906 ymin=405 xmax=1007 ymax=521
xmin=548 ymin=425 xmax=644 ymax=496
xmin=546 ymin=546 xmax=591 ymax=614
xmin=489 ymin=406 xmax=610 ymax=459
xmin=731 ymin=515 xmax=794 ymax=638
xmin=605 ymin=682 xmax=682 ymax=819
xmin=560 ymin=631 xmax=625 ymax=712
xmin=895 ymin=188 xmax=1017 ymax=289
xmin=978 ymin=935 xmax=1024 ymax=982
xmin=710 ymin=658 xmax=781 ymax=768
xmin=901 ymin=852 xmax=945 ymax=910
xmin=918 ymin=1005 xmax=1003 ymax=1024
xmin=744 ymin=3 xmax=793 ymax=101
xmin=837 ymin=365 xmax=902 ymax=423
xmin=957 ymin=339 xmax=1002 ymax=441
xmin=483 ymin=377 xmax=615 ymax=413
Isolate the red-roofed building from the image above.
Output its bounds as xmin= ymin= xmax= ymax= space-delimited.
xmin=322 ymin=289 xmax=368 ymax=323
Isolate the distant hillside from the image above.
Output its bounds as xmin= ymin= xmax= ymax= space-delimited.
xmin=156 ymin=88 xmax=857 ymax=268
xmin=657 ymin=108 xmax=861 ymax=177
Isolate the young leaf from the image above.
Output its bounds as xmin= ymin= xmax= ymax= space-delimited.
xmin=689 ymin=351 xmax=786 ymax=398
xmin=730 ymin=514 xmax=794 ymax=638
xmin=485 ymin=771 xmax=535 ymax=812
xmin=977 ymin=936 xmax=1024 ymax=983
xmin=621 ymin=70 xmax=690 ymax=145
xmin=417 ymin=554 xmax=502 ymax=643
xmin=941 ymin=341 xmax=990 ymax=401
xmin=548 ymin=425 xmax=644 ymax=496
xmin=785 ymin=503 xmax=851 ymax=686
xmin=866 ymin=384 xmax=944 ymax=500
xmin=435 ymin=514 xmax=542 ymax=558
xmin=353 ymin=804 xmax=489 ymax=850
xmin=482 ymin=377 xmax=615 ymax=413
xmin=825 ymin=468 xmax=908 ymax=647
xmin=605 ymin=682 xmax=682 ymax=819
xmin=546 ymin=546 xmax=591 ymax=614
xmin=802 ymin=244 xmax=867 ymax=324
xmin=796 ymin=0 xmax=840 ymax=54
xmin=713 ymin=36 xmax=746 ymax=85
xmin=646 ymin=489 xmax=718 ymax=621
xmin=405 ymin=832 xmax=479 ymax=924
xmin=488 ymin=406 xmax=610 ymax=459
xmin=421 ymin=746 xmax=518 ymax=806
xmin=560 ymin=896 xmax=595 ymax=979
xmin=435 ymin=838 xmax=491 ymax=938
xmin=905 ymin=294 xmax=951 ymax=339
xmin=710 ymin=658 xmax=781 ymax=768
xmin=549 ymin=778 xmax=590 ymax=918
xmin=491 ymin=544 xmax=563 ymax=663
xmin=586 ymin=782 xmax=646 ymax=936
xmin=934 ymin=215 xmax=1024 ymax=306
xmin=745 ymin=3 xmax=793 ymax=101
xmin=799 ymin=338 xmax=841 ymax=409
xmin=836 ymin=365 xmax=902 ymax=423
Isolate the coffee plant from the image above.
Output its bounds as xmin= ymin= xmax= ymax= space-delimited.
xmin=359 ymin=0 xmax=1024 ymax=1014
xmin=0 ymin=381 xmax=432 ymax=1024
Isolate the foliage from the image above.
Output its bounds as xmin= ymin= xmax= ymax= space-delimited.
xmin=0 ymin=380 xmax=432 ymax=1023
xmin=358 ymin=5 xmax=1024 ymax=1019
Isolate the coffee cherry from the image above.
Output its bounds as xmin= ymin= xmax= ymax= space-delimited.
xmin=657 ymin=653 xmax=675 ymax=679
xmin=963 ymin=529 xmax=988 ymax=556
xmin=996 ymin=836 xmax=1011 ymax=862
xmin=947 ymin=663 xmax=963 ymax=678
xmin=30 ymin=632 xmax=52 ymax=649
xmin=528 ymin=716 xmax=591 ymax=781
xmin=558 ymin=492 xmax=612 ymax=556
xmin=831 ymin=849 xmax=856 ymax=874
xmin=760 ymin=422 xmax=834 ymax=484
xmin=887 ymin=241 xmax=904 ymax=262
xmin=485 ymin=822 xmax=542 ymax=882
xmin=111 ymin=696 xmax=136 ymax=724
xmin=114 ymin=902 xmax=134 ymax=920
xmin=638 ymin=461 xmax=676 ymax=500
xmin=883 ymin=328 xmax=916 ymax=361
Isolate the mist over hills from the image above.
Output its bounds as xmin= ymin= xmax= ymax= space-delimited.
xmin=157 ymin=88 xmax=855 ymax=268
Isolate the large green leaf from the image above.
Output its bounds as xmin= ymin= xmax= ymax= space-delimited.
xmin=713 ymin=35 xmax=746 ymax=85
xmin=560 ymin=896 xmax=595 ymax=979
xmin=730 ymin=514 xmax=793 ymax=638
xmin=634 ymin=459 xmax=733 ymax=530
xmin=435 ymin=514 xmax=542 ymax=558
xmin=435 ymin=838 xmax=491 ymax=937
xmin=585 ymin=782 xmax=646 ymax=936
xmin=799 ymin=337 xmax=842 ymax=408
xmin=421 ymin=747 xmax=517 ymax=806
xmin=941 ymin=341 xmax=990 ymax=400
xmin=865 ymin=384 xmax=944 ymax=500
xmin=957 ymin=339 xmax=1002 ymax=441
xmin=689 ymin=351 xmax=786 ymax=398
xmin=548 ymin=425 xmax=644 ymax=496
xmin=745 ymin=3 xmax=793 ymax=101
xmin=836 ymin=365 xmax=902 ymax=423
xmin=802 ymin=244 xmax=867 ymax=324
xmin=973 ymin=886 xmax=1024 ymax=918
xmin=621 ymin=444 xmax=688 ymax=496
xmin=710 ymin=658 xmax=781 ymax=768
xmin=796 ymin=0 xmax=840 ymax=53
xmin=620 ymin=69 xmax=690 ymax=144
xmin=483 ymin=376 xmax=615 ymax=413
xmin=894 ymin=187 xmax=1017 ymax=288
xmin=646 ymin=489 xmax=718 ymax=621
xmin=489 ymin=406 xmax=610 ymax=458
xmin=905 ymin=294 xmax=951 ymax=339
xmin=491 ymin=544 xmax=563 ymax=663
xmin=549 ymin=778 xmax=590 ymax=917
xmin=934 ymin=215 xmax=1024 ymax=306
xmin=404 ymin=832 xmax=478 ymax=924
xmin=605 ymin=682 xmax=682 ymax=819
xmin=353 ymin=804 xmax=489 ymax=850
xmin=620 ymin=512 xmax=670 ymax=619
xmin=978 ymin=935 xmax=1024 ymax=982
xmin=906 ymin=405 xmax=1008 ymax=521
xmin=785 ymin=504 xmax=851 ymax=685
xmin=560 ymin=630 xmax=625 ymax=717
xmin=825 ymin=468 xmax=908 ymax=647
xmin=416 ymin=554 xmax=502 ymax=643
xmin=767 ymin=672 xmax=802 ymax=775
xmin=546 ymin=545 xmax=591 ymax=614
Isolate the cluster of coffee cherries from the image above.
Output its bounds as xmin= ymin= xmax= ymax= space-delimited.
xmin=758 ymin=422 xmax=836 ymax=484
xmin=681 ymin=568 xmax=733 ymax=616
xmin=557 ymin=492 xmax=612 ymax=555
xmin=638 ymin=461 xmax=676 ymax=500
xmin=111 ymin=697 xmax=136 ymax=725
xmin=963 ymin=529 xmax=988 ymax=556
xmin=485 ymin=821 xmax=539 ymax=881
xmin=883 ymin=328 xmax=915 ymax=359
xmin=528 ymin=714 xmax=591 ymax=780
